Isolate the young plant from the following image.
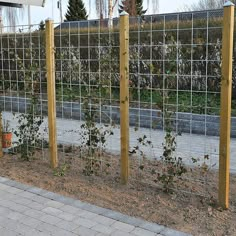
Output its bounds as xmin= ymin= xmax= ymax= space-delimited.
xmin=191 ymin=154 xmax=216 ymax=177
xmin=14 ymin=95 xmax=43 ymax=161
xmin=53 ymin=163 xmax=69 ymax=177
xmin=157 ymin=108 xmax=187 ymax=192
xmin=14 ymin=48 xmax=43 ymax=161
xmin=154 ymin=40 xmax=187 ymax=192
xmin=130 ymin=130 xmax=153 ymax=171
xmin=80 ymin=99 xmax=114 ymax=176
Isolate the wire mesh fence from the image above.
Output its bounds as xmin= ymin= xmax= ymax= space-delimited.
xmin=0 ymin=9 xmax=235 ymax=202
xmin=0 ymin=23 xmax=49 ymax=161
xmin=128 ymin=10 xmax=224 ymax=196
xmin=53 ymin=19 xmax=120 ymax=177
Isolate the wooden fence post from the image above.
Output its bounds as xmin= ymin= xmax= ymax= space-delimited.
xmin=219 ymin=1 xmax=234 ymax=209
xmin=120 ymin=11 xmax=129 ymax=184
xmin=45 ymin=19 xmax=58 ymax=169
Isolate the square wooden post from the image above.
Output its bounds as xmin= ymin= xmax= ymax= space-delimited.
xmin=46 ymin=19 xmax=58 ymax=169
xmin=120 ymin=11 xmax=129 ymax=184
xmin=219 ymin=1 xmax=235 ymax=209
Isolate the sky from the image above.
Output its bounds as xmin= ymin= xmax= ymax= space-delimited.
xmin=7 ymin=0 xmax=200 ymax=27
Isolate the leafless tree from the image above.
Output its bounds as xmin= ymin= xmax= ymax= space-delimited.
xmin=95 ymin=0 xmax=106 ymax=19
xmin=184 ymin=0 xmax=235 ymax=11
xmin=94 ymin=0 xmax=159 ymax=28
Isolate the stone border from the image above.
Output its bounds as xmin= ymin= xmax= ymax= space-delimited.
xmin=2 ymin=95 xmax=236 ymax=137
xmin=0 ymin=176 xmax=191 ymax=236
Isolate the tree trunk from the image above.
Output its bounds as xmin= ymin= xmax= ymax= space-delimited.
xmin=108 ymin=0 xmax=113 ymax=28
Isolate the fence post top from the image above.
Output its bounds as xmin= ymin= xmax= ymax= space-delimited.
xmin=224 ymin=1 xmax=235 ymax=7
xmin=45 ymin=18 xmax=53 ymax=22
xmin=120 ymin=11 xmax=129 ymax=16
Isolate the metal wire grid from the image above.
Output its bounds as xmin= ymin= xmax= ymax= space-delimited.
xmin=0 ymin=9 xmax=232 ymax=197
xmin=54 ymin=20 xmax=120 ymax=175
xmin=0 ymin=24 xmax=49 ymax=158
xmin=129 ymin=10 xmax=223 ymax=196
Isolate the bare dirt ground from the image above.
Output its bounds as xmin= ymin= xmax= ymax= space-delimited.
xmin=0 ymin=151 xmax=235 ymax=236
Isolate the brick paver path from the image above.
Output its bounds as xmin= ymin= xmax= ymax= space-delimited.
xmin=0 ymin=177 xmax=190 ymax=236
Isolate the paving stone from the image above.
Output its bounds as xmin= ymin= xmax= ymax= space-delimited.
xmin=41 ymin=191 xmax=60 ymax=200
xmin=18 ymin=216 xmax=41 ymax=228
xmin=42 ymin=192 xmax=73 ymax=205
xmin=5 ymin=187 xmax=24 ymax=194
xmin=76 ymin=209 xmax=98 ymax=219
xmin=58 ymin=211 xmax=77 ymax=221
xmin=0 ymin=190 xmax=8 ymax=198
xmin=4 ymin=201 xmax=17 ymax=209
xmin=18 ymin=191 xmax=36 ymax=199
xmin=131 ymin=227 xmax=157 ymax=236
xmin=59 ymin=205 xmax=80 ymax=214
xmin=112 ymin=221 xmax=135 ymax=232
xmin=51 ymin=229 xmax=77 ymax=236
xmin=45 ymin=200 xmax=64 ymax=209
xmin=2 ymin=218 xmax=34 ymax=235
xmin=0 ymin=216 xmax=10 ymax=227
xmin=42 ymin=207 xmax=63 ymax=216
xmin=7 ymin=212 xmax=25 ymax=221
xmin=93 ymin=214 xmax=116 ymax=226
xmin=28 ymin=201 xmax=45 ymax=210
xmin=72 ymin=226 xmax=97 ymax=236
xmin=9 ymin=203 xmax=30 ymax=213
xmin=96 ymin=233 xmax=109 ymax=236
xmin=24 ymin=229 xmax=52 ymax=236
xmin=91 ymin=223 xmax=116 ymax=234
xmin=36 ymin=222 xmax=58 ymax=233
xmin=140 ymin=222 xmax=165 ymax=234
xmin=13 ymin=222 xmax=36 ymax=235
xmin=40 ymin=214 xmax=62 ymax=225
xmin=24 ymin=209 xmax=47 ymax=219
xmin=12 ymin=196 xmax=33 ymax=206
xmin=0 ymin=228 xmax=19 ymax=236
xmin=0 ymin=192 xmax=17 ymax=200
xmin=0 ymin=206 xmax=12 ymax=215
xmin=0 ymin=218 xmax=17 ymax=230
xmin=3 ymin=180 xmax=18 ymax=187
xmin=32 ymin=195 xmax=50 ymax=204
xmin=0 ymin=200 xmax=13 ymax=208
xmin=37 ymin=222 xmax=76 ymax=236
xmin=73 ymin=217 xmax=98 ymax=228
xmin=57 ymin=220 xmax=79 ymax=231
xmin=112 ymin=230 xmax=134 ymax=236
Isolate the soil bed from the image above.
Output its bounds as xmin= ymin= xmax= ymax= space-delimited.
xmin=0 ymin=151 xmax=235 ymax=236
